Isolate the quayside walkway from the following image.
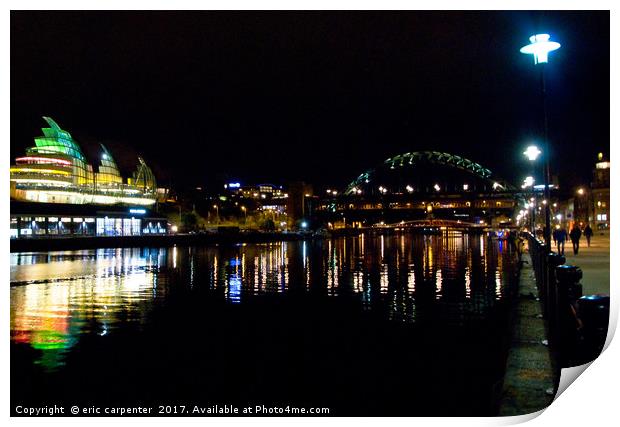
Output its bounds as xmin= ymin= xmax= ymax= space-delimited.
xmin=561 ymin=231 xmax=610 ymax=295
xmin=499 ymin=251 xmax=555 ymax=416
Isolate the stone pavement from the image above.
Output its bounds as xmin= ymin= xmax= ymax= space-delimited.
xmin=499 ymin=251 xmax=555 ymax=416
xmin=560 ymin=231 xmax=610 ymax=295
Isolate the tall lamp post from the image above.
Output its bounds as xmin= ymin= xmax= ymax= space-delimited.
xmin=520 ymin=34 xmax=561 ymax=253
xmin=213 ymin=204 xmax=219 ymax=224
xmin=522 ymin=175 xmax=536 ymax=231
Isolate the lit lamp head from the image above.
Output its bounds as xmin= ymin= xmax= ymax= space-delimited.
xmin=523 ymin=145 xmax=541 ymax=161
xmin=523 ymin=176 xmax=535 ymax=188
xmin=520 ymin=34 xmax=561 ymax=65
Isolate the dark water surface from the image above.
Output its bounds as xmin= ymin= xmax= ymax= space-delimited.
xmin=11 ymin=233 xmax=519 ymax=416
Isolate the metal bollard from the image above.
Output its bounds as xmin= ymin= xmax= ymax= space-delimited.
xmin=576 ymin=294 xmax=610 ymax=362
xmin=555 ymin=265 xmax=583 ymax=302
xmin=545 ymin=253 xmax=566 ymax=319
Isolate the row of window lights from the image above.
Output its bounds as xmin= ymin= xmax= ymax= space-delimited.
xmin=348 ymin=182 xmax=502 ymax=195
xmin=526 ymin=199 xmax=607 ymax=209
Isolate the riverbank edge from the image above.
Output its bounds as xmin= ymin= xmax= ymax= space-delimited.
xmin=9 ymin=232 xmax=315 ymax=253
xmin=498 ymin=251 xmax=555 ymax=416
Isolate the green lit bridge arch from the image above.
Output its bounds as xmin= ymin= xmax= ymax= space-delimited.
xmin=316 ymin=150 xmax=524 ymax=229
xmin=344 ymin=151 xmax=516 ymax=195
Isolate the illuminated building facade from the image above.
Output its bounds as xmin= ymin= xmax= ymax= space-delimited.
xmin=223 ymin=182 xmax=289 ymax=215
xmin=10 ymin=199 xmax=168 ymax=240
xmin=10 ymin=117 xmax=157 ymax=206
xmin=592 ymin=152 xmax=610 ymax=230
xmin=10 ymin=117 xmax=168 ymax=239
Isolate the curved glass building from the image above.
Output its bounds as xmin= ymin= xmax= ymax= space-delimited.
xmin=11 ymin=117 xmax=158 ymax=206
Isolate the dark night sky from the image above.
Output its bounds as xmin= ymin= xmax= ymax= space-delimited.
xmin=11 ymin=11 xmax=609 ymax=192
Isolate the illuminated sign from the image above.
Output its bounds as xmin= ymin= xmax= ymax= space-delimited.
xmin=129 ymin=208 xmax=146 ymax=214
xmin=228 ymin=182 xmax=241 ymax=188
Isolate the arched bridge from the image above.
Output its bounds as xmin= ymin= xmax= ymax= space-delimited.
xmin=318 ymin=151 xmax=522 ymax=228
xmin=344 ymin=151 xmax=516 ymax=195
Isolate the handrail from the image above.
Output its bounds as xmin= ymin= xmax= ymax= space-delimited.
xmin=522 ymin=232 xmax=609 ymax=374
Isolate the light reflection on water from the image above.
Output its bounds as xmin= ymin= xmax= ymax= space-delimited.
xmin=10 ymin=233 xmax=516 ymax=370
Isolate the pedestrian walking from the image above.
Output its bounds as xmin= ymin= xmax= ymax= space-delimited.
xmin=584 ymin=224 xmax=593 ymax=247
xmin=570 ymin=224 xmax=582 ymax=255
xmin=555 ymin=226 xmax=567 ymax=256
xmin=507 ymin=230 xmax=517 ymax=253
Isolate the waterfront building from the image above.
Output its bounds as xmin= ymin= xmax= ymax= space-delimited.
xmin=222 ymin=182 xmax=289 ymax=220
xmin=10 ymin=117 xmax=168 ymax=239
xmin=592 ymin=152 xmax=610 ymax=230
xmin=10 ymin=117 xmax=158 ymax=206
xmin=10 ymin=201 xmax=167 ymax=239
xmin=224 ymin=182 xmax=287 ymax=201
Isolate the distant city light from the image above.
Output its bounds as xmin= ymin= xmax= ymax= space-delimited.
xmin=577 ymin=188 xmax=585 ymax=195
xmin=228 ymin=182 xmax=241 ymax=188
xmin=405 ymin=185 xmax=414 ymax=193
xmin=533 ymin=184 xmax=555 ymax=190
xmin=520 ymin=34 xmax=561 ymax=65
xmin=301 ymin=221 xmax=308 ymax=229
xmin=434 ymin=184 xmax=440 ymax=192
xmin=129 ymin=208 xmax=146 ymax=214
xmin=463 ymin=184 xmax=469 ymax=191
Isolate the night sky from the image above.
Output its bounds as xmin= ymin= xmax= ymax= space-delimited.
xmin=11 ymin=11 xmax=609 ymax=192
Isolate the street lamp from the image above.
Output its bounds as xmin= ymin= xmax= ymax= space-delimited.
xmin=522 ymin=176 xmax=536 ymax=229
xmin=240 ymin=205 xmax=247 ymax=223
xmin=520 ymin=34 xmax=561 ymax=65
xmin=213 ymin=204 xmax=219 ymax=223
xmin=523 ymin=145 xmax=541 ymax=161
xmin=521 ymin=33 xmax=560 ymax=252
xmin=522 ymin=176 xmax=535 ymax=188
xmin=576 ymin=187 xmax=591 ymax=224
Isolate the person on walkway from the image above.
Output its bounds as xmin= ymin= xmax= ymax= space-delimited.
xmin=570 ymin=224 xmax=582 ymax=255
xmin=555 ymin=226 xmax=567 ymax=256
xmin=584 ymin=224 xmax=593 ymax=247
xmin=507 ymin=230 xmax=517 ymax=253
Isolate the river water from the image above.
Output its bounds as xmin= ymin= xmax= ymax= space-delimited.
xmin=11 ymin=233 xmax=518 ymax=416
